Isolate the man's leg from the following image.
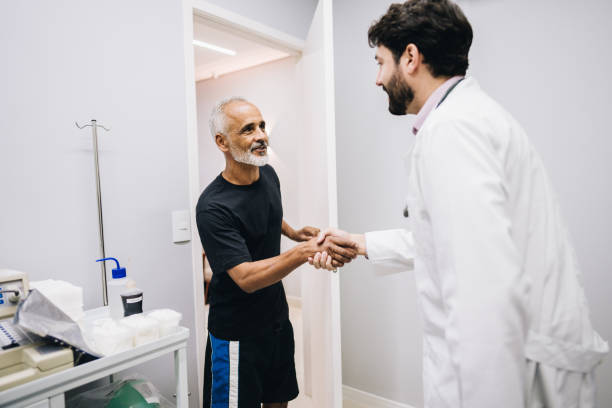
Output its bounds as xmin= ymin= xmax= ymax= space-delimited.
xmin=261 ymin=320 xmax=299 ymax=405
xmin=203 ymin=334 xmax=212 ymax=408
xmin=208 ymin=332 xmax=259 ymax=407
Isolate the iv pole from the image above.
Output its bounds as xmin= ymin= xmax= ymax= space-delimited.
xmin=75 ymin=119 xmax=111 ymax=306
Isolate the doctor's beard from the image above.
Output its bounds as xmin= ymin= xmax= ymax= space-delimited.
xmin=229 ymin=141 xmax=269 ymax=167
xmin=383 ymin=71 xmax=414 ymax=116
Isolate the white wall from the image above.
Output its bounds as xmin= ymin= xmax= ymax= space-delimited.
xmin=0 ymin=1 xmax=200 ymax=406
xmin=196 ymin=57 xmax=305 ymax=297
xmin=200 ymin=0 xmax=318 ymax=40
xmin=335 ymin=0 xmax=612 ymax=406
xmin=333 ymin=0 xmax=423 ymax=404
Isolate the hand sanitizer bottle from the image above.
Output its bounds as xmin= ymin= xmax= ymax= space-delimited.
xmin=96 ymin=257 xmax=128 ymax=320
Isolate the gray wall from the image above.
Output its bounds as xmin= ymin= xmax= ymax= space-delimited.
xmin=335 ymin=0 xmax=612 ymax=405
xmin=202 ymin=0 xmax=318 ymax=39
xmin=0 ymin=1 xmax=200 ymax=405
xmin=333 ymin=0 xmax=423 ymax=404
xmin=458 ymin=0 xmax=612 ymax=404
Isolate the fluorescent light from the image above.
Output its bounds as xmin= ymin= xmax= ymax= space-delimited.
xmin=192 ymin=40 xmax=237 ymax=56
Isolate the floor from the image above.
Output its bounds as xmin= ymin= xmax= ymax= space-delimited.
xmin=342 ymin=401 xmax=369 ymax=408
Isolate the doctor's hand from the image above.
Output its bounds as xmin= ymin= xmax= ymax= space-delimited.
xmin=293 ymin=226 xmax=320 ymax=242
xmin=309 ymin=229 xmax=366 ymax=271
xmin=304 ymin=234 xmax=358 ymax=270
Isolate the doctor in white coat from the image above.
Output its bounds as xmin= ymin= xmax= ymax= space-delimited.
xmin=311 ymin=1 xmax=608 ymax=407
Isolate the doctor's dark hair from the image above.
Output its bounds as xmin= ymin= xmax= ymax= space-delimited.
xmin=368 ymin=0 xmax=473 ymax=77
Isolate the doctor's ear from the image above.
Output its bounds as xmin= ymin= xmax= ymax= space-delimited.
xmin=215 ymin=133 xmax=229 ymax=152
xmin=401 ymin=43 xmax=421 ymax=74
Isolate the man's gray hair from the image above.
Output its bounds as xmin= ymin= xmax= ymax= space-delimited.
xmin=209 ymin=97 xmax=248 ymax=138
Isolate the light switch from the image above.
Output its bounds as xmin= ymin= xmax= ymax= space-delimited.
xmin=172 ymin=210 xmax=191 ymax=243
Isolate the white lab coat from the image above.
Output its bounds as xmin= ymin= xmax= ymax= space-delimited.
xmin=365 ymin=77 xmax=608 ymax=408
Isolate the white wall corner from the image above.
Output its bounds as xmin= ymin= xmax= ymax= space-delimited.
xmin=343 ymin=385 xmax=415 ymax=408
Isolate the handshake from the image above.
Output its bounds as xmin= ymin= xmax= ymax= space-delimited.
xmin=304 ymin=228 xmax=366 ymax=271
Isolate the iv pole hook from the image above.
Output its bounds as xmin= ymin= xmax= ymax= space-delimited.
xmin=75 ymin=120 xmax=110 ymax=131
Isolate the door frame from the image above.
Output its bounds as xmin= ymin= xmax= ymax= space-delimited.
xmin=192 ymin=0 xmax=305 ymax=56
xmin=181 ymin=1 xmax=342 ymax=406
xmin=318 ymin=1 xmax=343 ymax=405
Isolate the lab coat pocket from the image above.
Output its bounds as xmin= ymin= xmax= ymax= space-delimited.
xmin=406 ymin=196 xmax=433 ymax=260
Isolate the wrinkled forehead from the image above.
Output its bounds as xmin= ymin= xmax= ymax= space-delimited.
xmin=224 ymin=101 xmax=263 ymax=129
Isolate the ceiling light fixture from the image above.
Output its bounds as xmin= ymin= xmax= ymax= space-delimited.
xmin=192 ymin=40 xmax=237 ymax=56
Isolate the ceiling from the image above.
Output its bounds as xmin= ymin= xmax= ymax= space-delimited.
xmin=193 ymin=16 xmax=290 ymax=82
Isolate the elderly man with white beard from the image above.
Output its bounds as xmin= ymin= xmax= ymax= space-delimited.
xmin=196 ymin=97 xmax=358 ymax=408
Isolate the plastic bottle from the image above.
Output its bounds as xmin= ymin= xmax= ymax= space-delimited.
xmin=120 ymin=280 xmax=143 ymax=317
xmin=96 ymin=257 xmax=128 ymax=320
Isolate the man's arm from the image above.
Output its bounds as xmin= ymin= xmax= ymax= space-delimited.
xmin=363 ymin=229 xmax=415 ymax=272
xmin=229 ymin=235 xmax=357 ymax=293
xmin=308 ymin=228 xmax=414 ymax=271
xmin=282 ymin=220 xmax=320 ymax=242
xmin=311 ymin=228 xmax=415 ymax=272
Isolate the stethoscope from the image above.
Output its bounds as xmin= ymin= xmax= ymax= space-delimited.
xmin=402 ymin=78 xmax=466 ymax=220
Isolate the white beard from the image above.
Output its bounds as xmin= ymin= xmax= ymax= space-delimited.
xmin=229 ymin=143 xmax=269 ymax=167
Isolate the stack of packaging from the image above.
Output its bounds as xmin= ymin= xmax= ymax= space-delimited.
xmin=82 ymin=309 xmax=183 ymax=356
xmin=23 ymin=276 xmax=183 ymax=357
xmin=30 ymin=279 xmax=84 ymax=321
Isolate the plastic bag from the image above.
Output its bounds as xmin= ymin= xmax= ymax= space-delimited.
xmin=66 ymin=375 xmax=176 ymax=408
xmin=13 ymin=289 xmax=101 ymax=357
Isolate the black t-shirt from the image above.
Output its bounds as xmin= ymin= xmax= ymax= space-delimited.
xmin=196 ymin=165 xmax=289 ymax=340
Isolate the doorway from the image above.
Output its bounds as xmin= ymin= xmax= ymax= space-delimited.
xmin=183 ymin=1 xmax=343 ymax=407
xmin=194 ymin=12 xmax=307 ymax=403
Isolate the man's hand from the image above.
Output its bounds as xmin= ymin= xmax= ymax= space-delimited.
xmin=303 ymin=233 xmax=358 ymax=270
xmin=293 ymin=226 xmax=320 ymax=242
xmin=282 ymin=220 xmax=320 ymax=242
xmin=310 ymin=250 xmax=337 ymax=271
xmin=308 ymin=228 xmax=366 ymax=271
